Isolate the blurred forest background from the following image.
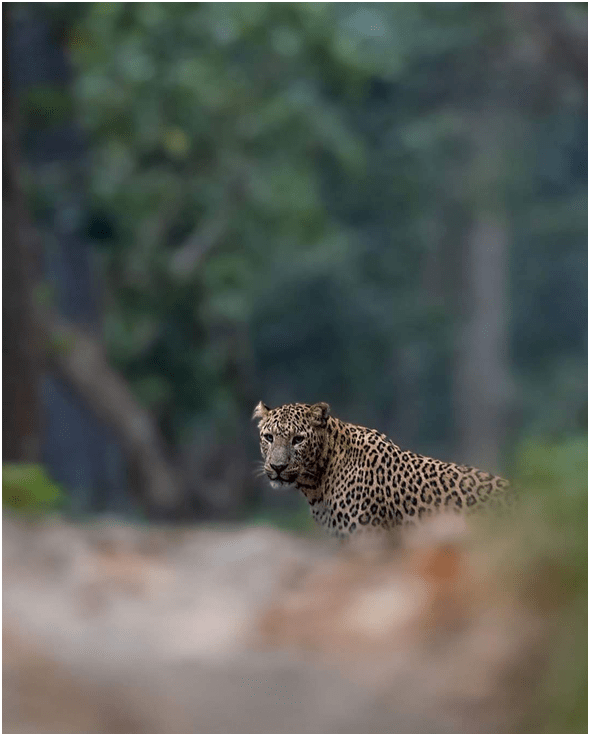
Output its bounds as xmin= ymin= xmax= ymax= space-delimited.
xmin=3 ymin=4 xmax=587 ymax=733
xmin=4 ymin=2 xmax=587 ymax=525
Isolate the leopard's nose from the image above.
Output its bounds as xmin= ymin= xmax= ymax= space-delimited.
xmin=270 ymin=463 xmax=288 ymax=474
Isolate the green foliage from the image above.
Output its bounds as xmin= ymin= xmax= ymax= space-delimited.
xmin=20 ymin=2 xmax=585 ymax=474
xmin=3 ymin=464 xmax=65 ymax=513
xmin=21 ymin=85 xmax=73 ymax=128
xmin=508 ymin=436 xmax=587 ymax=733
xmin=514 ymin=435 xmax=587 ymax=509
xmin=23 ymin=1 xmax=582 ymax=455
xmin=249 ymin=504 xmax=317 ymax=536
xmin=510 ymin=436 xmax=587 ymax=627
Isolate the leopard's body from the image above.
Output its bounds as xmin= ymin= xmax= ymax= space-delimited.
xmin=254 ymin=401 xmax=514 ymax=538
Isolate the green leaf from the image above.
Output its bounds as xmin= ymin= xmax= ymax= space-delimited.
xmin=3 ymin=464 xmax=65 ymax=512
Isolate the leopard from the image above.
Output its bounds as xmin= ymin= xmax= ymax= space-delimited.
xmin=253 ymin=401 xmax=514 ymax=539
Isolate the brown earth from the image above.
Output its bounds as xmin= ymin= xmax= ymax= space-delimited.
xmin=3 ymin=512 xmax=553 ymax=733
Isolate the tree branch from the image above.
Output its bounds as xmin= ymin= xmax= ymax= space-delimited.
xmin=41 ymin=309 xmax=182 ymax=512
xmin=168 ymin=176 xmax=246 ymax=279
xmin=168 ymin=204 xmax=231 ymax=278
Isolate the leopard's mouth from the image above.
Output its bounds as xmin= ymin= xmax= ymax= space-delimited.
xmin=268 ymin=472 xmax=298 ymax=488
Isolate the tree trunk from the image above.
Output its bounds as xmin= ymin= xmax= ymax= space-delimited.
xmin=2 ymin=5 xmax=42 ymax=462
xmin=453 ymin=212 xmax=512 ymax=473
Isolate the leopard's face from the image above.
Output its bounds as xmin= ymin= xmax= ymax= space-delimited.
xmin=253 ymin=402 xmax=329 ymax=489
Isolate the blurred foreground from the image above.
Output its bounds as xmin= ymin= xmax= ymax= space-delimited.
xmin=3 ymin=491 xmax=586 ymax=734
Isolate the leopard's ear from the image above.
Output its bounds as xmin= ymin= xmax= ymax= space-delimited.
xmin=309 ymin=402 xmax=330 ymax=428
xmin=253 ymin=401 xmax=271 ymax=425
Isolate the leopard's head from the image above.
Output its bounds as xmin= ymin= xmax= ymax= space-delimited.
xmin=253 ymin=401 xmax=330 ymax=489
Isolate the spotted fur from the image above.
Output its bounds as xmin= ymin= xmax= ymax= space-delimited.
xmin=253 ymin=401 xmax=514 ymax=538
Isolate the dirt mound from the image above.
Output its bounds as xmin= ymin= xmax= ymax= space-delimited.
xmin=3 ymin=513 xmax=556 ymax=732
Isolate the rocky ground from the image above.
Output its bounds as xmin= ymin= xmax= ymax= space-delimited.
xmin=2 ymin=511 xmax=574 ymax=733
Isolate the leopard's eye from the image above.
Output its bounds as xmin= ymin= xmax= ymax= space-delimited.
xmin=292 ymin=435 xmax=305 ymax=445
xmin=263 ymin=433 xmax=273 ymax=443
